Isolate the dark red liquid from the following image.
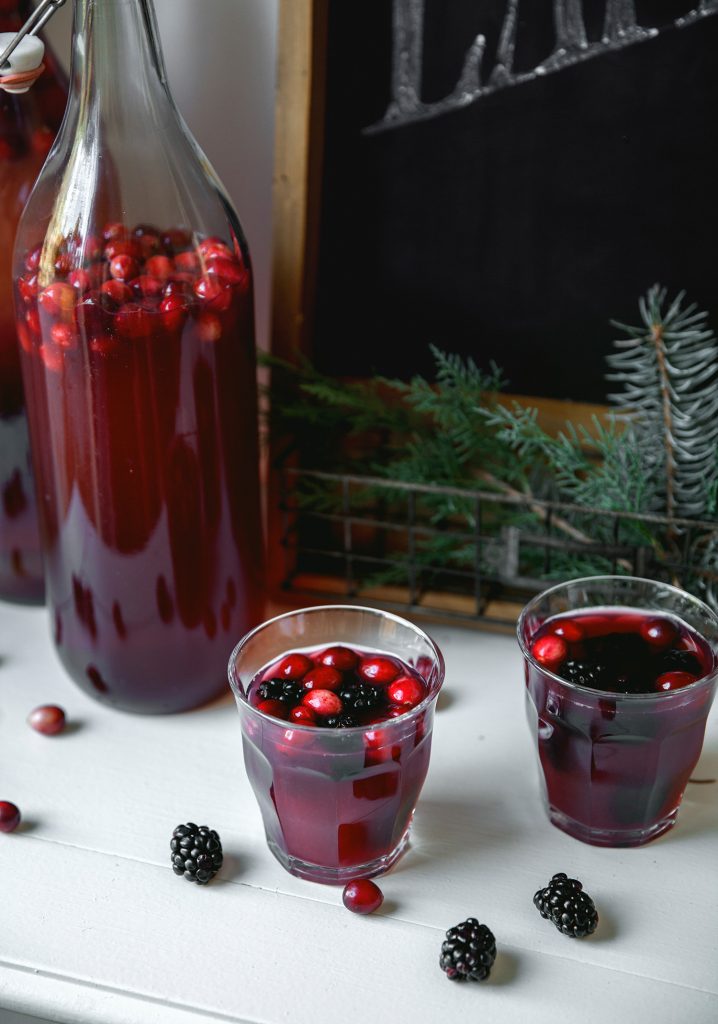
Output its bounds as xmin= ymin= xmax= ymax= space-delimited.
xmin=0 ymin=2 xmax=67 ymax=603
xmin=241 ymin=644 xmax=435 ymax=879
xmin=15 ymin=228 xmax=264 ymax=712
xmin=525 ymin=608 xmax=717 ymax=845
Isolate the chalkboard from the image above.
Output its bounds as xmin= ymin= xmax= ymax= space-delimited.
xmin=295 ymin=0 xmax=718 ymax=403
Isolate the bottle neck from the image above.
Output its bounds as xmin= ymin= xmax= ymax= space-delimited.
xmin=70 ymin=0 xmax=171 ymax=124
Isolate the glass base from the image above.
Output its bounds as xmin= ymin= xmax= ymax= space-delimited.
xmin=266 ymin=826 xmax=411 ymax=885
xmin=547 ymin=804 xmax=678 ymax=847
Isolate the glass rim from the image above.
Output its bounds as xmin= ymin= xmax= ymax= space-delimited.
xmin=516 ymin=574 xmax=718 ymax=701
xmin=227 ymin=603 xmax=446 ymax=734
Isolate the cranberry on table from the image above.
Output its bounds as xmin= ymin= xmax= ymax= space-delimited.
xmin=655 ymin=671 xmax=697 ymax=692
xmin=0 ymin=802 xmax=21 ymax=833
xmin=302 ymin=665 xmax=342 ymax=691
xmin=387 ymin=675 xmax=426 ymax=709
xmin=531 ymin=634 xmax=567 ymax=671
xmin=27 ymin=705 xmax=66 ymax=736
xmin=302 ymin=689 xmax=343 ymax=717
xmin=274 ymin=653 xmax=313 ymax=680
xmin=342 ymin=879 xmax=384 ymax=915
xmin=317 ymin=645 xmax=358 ymax=672
xmin=358 ymin=656 xmax=400 ymax=686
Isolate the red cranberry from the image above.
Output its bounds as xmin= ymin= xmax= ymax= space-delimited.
xmin=256 ymin=698 xmax=289 ymax=720
xmin=101 ymin=279 xmax=132 ymax=307
xmin=289 ymin=705 xmax=318 ymax=725
xmin=38 ymin=283 xmax=75 ymax=319
xmin=342 ymin=879 xmax=383 ymax=915
xmin=115 ymin=303 xmax=152 ymax=339
xmin=104 ymin=239 xmax=142 ymax=262
xmin=275 ymin=653 xmax=313 ymax=679
xmin=68 ymin=268 xmax=92 ymax=294
xmin=138 ymin=233 xmax=161 ymax=259
xmin=89 ymin=334 xmax=119 ymax=356
xmin=51 ymin=323 xmax=77 ymax=350
xmin=145 ymin=255 xmax=174 ymax=281
xmin=160 ymin=293 xmax=190 ymax=332
xmin=31 ymin=127 xmax=54 ymax=157
xmin=25 ymin=307 xmax=40 ymax=335
xmin=196 ymin=312 xmax=222 ymax=343
xmin=318 ymin=645 xmax=359 ymax=671
xmin=302 ymin=665 xmax=343 ymax=691
xmin=162 ymin=228 xmax=193 ymax=252
xmin=206 ymin=257 xmax=247 ymax=285
xmin=531 ymin=634 xmax=567 ymax=671
xmin=110 ymin=254 xmax=140 ymax=281
xmin=0 ymin=801 xmax=21 ymax=834
xmin=655 ymin=671 xmax=697 ymax=692
xmin=358 ymin=656 xmax=400 ymax=685
xmin=103 ymin=221 xmax=129 ymax=242
xmin=28 ymin=704 xmax=66 ymax=735
xmin=24 ymin=246 xmax=42 ymax=274
xmin=302 ymin=689 xmax=343 ymax=716
xmin=54 ymin=253 xmax=73 ymax=276
xmin=551 ymin=619 xmax=583 ymax=643
xmin=194 ymin=274 xmax=232 ymax=312
xmin=130 ymin=275 xmax=164 ymax=299
xmin=83 ymin=234 xmax=104 ymax=261
xmin=387 ymin=675 xmax=426 ymax=708
xmin=40 ymin=344 xmax=63 ymax=372
xmin=198 ymin=238 xmax=233 ymax=261
xmin=17 ymin=274 xmax=39 ymax=304
xmin=174 ymin=250 xmax=200 ymax=273
xmin=164 ymin=278 xmax=193 ymax=299
xmin=640 ymin=617 xmax=678 ymax=650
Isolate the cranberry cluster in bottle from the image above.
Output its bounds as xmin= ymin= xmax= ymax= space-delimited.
xmin=250 ymin=644 xmax=427 ymax=728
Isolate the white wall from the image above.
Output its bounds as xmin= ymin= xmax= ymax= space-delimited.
xmin=43 ymin=0 xmax=279 ymax=350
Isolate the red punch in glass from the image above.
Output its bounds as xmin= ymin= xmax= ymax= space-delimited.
xmin=518 ymin=576 xmax=718 ymax=847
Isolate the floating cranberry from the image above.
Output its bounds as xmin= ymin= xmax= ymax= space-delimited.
xmin=83 ymin=234 xmax=104 ymax=261
xmin=162 ymin=228 xmax=193 ymax=252
xmin=387 ymin=675 xmax=426 ymax=709
xmin=38 ymin=283 xmax=75 ymax=319
xmin=640 ymin=617 xmax=678 ymax=650
xmin=289 ymin=705 xmax=318 ymax=725
xmin=130 ymin=275 xmax=164 ymax=299
xmin=110 ymin=254 xmax=140 ymax=281
xmin=54 ymin=253 xmax=73 ymax=276
xmin=24 ymin=246 xmax=42 ymax=274
xmin=194 ymin=274 xmax=232 ymax=312
xmin=196 ymin=312 xmax=222 ymax=343
xmin=358 ymin=656 xmax=400 ymax=685
xmin=28 ymin=704 xmax=66 ymax=735
xmin=318 ymin=645 xmax=359 ymax=671
xmin=145 ymin=254 xmax=174 ymax=281
xmin=103 ymin=221 xmax=129 ymax=242
xmin=40 ymin=344 xmax=63 ymax=372
xmin=104 ymin=239 xmax=142 ymax=262
xmin=138 ymin=233 xmax=161 ymax=259
xmin=206 ymin=257 xmax=247 ymax=285
xmin=101 ymin=279 xmax=132 ymax=307
xmin=51 ymin=323 xmax=77 ymax=350
xmin=302 ymin=665 xmax=343 ymax=691
xmin=160 ymin=293 xmax=190 ymax=332
xmin=0 ymin=802 xmax=21 ymax=834
xmin=655 ymin=671 xmax=697 ymax=692
xmin=17 ymin=274 xmax=39 ymax=305
xmin=25 ymin=307 xmax=40 ymax=335
xmin=275 ymin=652 xmax=313 ymax=679
xmin=68 ymin=268 xmax=92 ymax=294
xmin=551 ymin=619 xmax=583 ymax=643
xmin=256 ymin=698 xmax=289 ymax=720
xmin=531 ymin=634 xmax=568 ymax=671
xmin=174 ymin=250 xmax=200 ymax=273
xmin=342 ymin=879 xmax=384 ymax=915
xmin=115 ymin=303 xmax=152 ymax=339
xmin=198 ymin=237 xmax=233 ymax=261
xmin=302 ymin=689 xmax=343 ymax=717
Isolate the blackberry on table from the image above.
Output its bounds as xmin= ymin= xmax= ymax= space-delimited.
xmin=171 ymin=822 xmax=223 ymax=885
xmin=338 ymin=681 xmax=387 ymax=716
xmin=258 ymin=678 xmax=304 ymax=705
xmin=533 ymin=872 xmax=598 ymax=938
xmin=439 ymin=918 xmax=496 ymax=981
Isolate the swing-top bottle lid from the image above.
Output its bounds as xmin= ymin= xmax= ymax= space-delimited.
xmin=0 ymin=32 xmax=45 ymax=94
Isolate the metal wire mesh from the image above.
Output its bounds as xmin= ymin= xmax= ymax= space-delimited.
xmin=278 ymin=468 xmax=718 ymax=627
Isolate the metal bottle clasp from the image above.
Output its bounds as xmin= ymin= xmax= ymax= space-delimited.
xmin=0 ymin=0 xmax=67 ymax=71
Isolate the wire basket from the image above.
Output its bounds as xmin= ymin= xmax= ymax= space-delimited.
xmin=277 ymin=468 xmax=718 ymax=629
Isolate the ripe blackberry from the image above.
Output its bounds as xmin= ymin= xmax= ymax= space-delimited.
xmin=258 ymin=678 xmax=304 ymax=705
xmin=324 ymin=713 xmax=358 ymax=728
xmin=338 ymin=681 xmax=387 ymax=716
xmin=171 ymin=822 xmax=223 ymax=885
xmin=533 ymin=872 xmax=598 ymax=938
xmin=439 ymin=918 xmax=496 ymax=982
xmin=560 ymin=660 xmax=605 ymax=687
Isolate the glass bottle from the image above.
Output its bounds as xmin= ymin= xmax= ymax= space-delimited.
xmin=13 ymin=0 xmax=265 ymax=712
xmin=0 ymin=0 xmax=66 ymax=603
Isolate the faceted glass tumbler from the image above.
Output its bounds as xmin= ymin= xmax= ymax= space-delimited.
xmin=518 ymin=576 xmax=718 ymax=847
xmin=229 ymin=605 xmax=445 ymax=884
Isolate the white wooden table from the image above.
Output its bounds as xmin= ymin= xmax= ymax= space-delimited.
xmin=1 ymin=602 xmax=716 ymax=1024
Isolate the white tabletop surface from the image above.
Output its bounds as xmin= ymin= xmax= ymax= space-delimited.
xmin=0 ymin=601 xmax=717 ymax=1024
